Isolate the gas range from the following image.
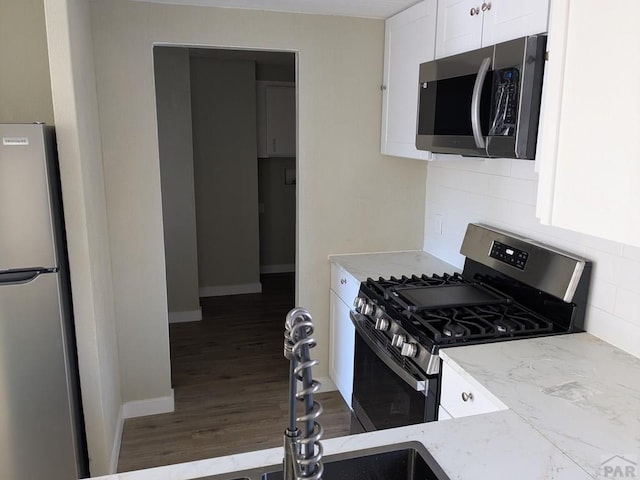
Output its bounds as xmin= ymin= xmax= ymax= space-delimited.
xmin=351 ymin=224 xmax=592 ymax=377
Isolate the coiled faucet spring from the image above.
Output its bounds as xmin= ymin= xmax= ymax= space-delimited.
xmin=283 ymin=307 xmax=324 ymax=480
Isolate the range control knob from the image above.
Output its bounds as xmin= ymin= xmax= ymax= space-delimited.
xmin=391 ymin=334 xmax=406 ymax=348
xmin=361 ymin=302 xmax=374 ymax=316
xmin=353 ymin=296 xmax=365 ymax=311
xmin=374 ymin=317 xmax=390 ymax=331
xmin=400 ymin=343 xmax=418 ymax=358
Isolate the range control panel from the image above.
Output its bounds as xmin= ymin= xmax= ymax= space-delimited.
xmin=489 ymin=241 xmax=529 ymax=270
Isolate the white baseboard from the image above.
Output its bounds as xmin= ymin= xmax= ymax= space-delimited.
xmin=260 ymin=264 xmax=295 ymax=274
xmin=122 ymin=390 xmax=175 ymax=419
xmin=199 ymin=282 xmax=262 ymax=297
xmin=109 ymin=405 xmax=125 ymax=474
xmin=168 ymin=308 xmax=202 ymax=323
xmin=316 ymin=376 xmax=337 ymax=393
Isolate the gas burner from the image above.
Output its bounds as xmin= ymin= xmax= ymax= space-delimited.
xmin=495 ymin=318 xmax=519 ymax=333
xmin=443 ymin=324 xmax=465 ymax=338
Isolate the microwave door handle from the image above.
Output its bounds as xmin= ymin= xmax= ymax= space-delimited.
xmin=471 ymin=57 xmax=492 ymax=149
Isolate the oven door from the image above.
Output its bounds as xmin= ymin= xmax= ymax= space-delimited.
xmin=350 ymin=312 xmax=438 ymax=433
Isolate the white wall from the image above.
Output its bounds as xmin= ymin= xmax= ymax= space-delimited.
xmin=190 ymin=57 xmax=261 ymax=294
xmin=0 ymin=0 xmax=54 ymax=124
xmin=43 ymin=0 xmax=122 ymax=475
xmin=88 ymin=0 xmax=427 ymax=387
xmin=154 ymin=47 xmax=201 ymax=321
xmin=259 ymin=157 xmax=296 ymax=271
xmin=423 ymin=158 xmax=640 ymax=358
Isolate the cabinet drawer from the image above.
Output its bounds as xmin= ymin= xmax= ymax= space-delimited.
xmin=330 ymin=263 xmax=360 ymax=307
xmin=440 ymin=361 xmax=507 ymax=418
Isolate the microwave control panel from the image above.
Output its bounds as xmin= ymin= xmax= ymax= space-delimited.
xmin=490 ymin=241 xmax=528 ymax=270
xmin=489 ymin=68 xmax=520 ymax=137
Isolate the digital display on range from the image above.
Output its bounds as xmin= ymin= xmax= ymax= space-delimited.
xmin=489 ymin=241 xmax=528 ymax=270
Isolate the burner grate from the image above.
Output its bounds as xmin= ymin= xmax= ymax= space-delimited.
xmin=363 ymin=273 xmax=556 ymax=346
xmin=406 ymin=302 xmax=554 ymax=345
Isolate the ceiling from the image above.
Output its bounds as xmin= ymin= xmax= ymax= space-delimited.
xmin=131 ymin=0 xmax=420 ymax=19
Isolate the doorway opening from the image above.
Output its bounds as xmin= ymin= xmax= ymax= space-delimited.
xmin=153 ymin=46 xmax=297 ymax=321
xmin=116 ymin=45 xmax=350 ymax=472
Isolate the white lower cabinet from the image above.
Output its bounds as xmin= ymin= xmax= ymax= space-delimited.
xmin=329 ymin=264 xmax=358 ymax=407
xmin=439 ymin=361 xmax=507 ymax=418
xmin=438 ymin=405 xmax=453 ymax=421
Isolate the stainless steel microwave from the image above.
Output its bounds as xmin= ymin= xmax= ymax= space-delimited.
xmin=416 ymin=35 xmax=546 ymax=159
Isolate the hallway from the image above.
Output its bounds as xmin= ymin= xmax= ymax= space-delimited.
xmin=117 ymin=274 xmax=351 ymax=472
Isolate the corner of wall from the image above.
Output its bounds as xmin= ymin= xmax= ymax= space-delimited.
xmin=109 ymin=405 xmax=126 ymax=474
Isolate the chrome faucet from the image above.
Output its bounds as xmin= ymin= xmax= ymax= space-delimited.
xmin=283 ymin=307 xmax=324 ymax=480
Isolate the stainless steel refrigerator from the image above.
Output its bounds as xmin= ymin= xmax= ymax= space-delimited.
xmin=0 ymin=124 xmax=88 ymax=479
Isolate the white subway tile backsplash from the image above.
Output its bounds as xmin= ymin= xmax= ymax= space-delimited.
xmin=510 ymin=159 xmax=538 ymax=180
xmin=424 ymin=162 xmax=640 ymax=358
xmin=612 ymin=256 xmax=640 ymax=294
xmin=622 ymin=244 xmax=640 ymax=262
xmin=588 ymin=280 xmax=617 ymax=313
xmin=487 ymin=175 xmax=537 ymax=205
xmin=430 ymin=165 xmax=490 ymax=195
xmin=583 ymin=246 xmax=616 ymax=284
xmin=584 ymin=307 xmax=640 ymax=358
xmin=614 ymin=288 xmax=640 ymax=326
xmin=431 ymin=157 xmax=512 ymax=176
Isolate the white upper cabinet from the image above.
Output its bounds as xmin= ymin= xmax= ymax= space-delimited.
xmin=436 ymin=0 xmax=549 ymax=58
xmin=256 ymin=82 xmax=295 ymax=158
xmin=266 ymin=85 xmax=296 ymax=157
xmin=381 ymin=0 xmax=437 ymax=160
xmin=435 ymin=0 xmax=484 ymax=58
xmin=482 ymin=0 xmax=550 ymax=47
xmin=536 ymin=0 xmax=640 ymax=247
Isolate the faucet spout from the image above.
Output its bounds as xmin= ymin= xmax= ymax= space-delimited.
xmin=283 ymin=307 xmax=324 ymax=480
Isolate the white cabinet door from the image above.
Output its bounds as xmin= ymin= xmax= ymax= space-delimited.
xmin=481 ymin=0 xmax=549 ymax=47
xmin=329 ymin=290 xmax=355 ymax=407
xmin=536 ymin=0 xmax=640 ymax=247
xmin=265 ymin=85 xmax=295 ymax=157
xmin=435 ymin=0 xmax=484 ymax=58
xmin=439 ymin=362 xmax=507 ymax=418
xmin=436 ymin=0 xmax=549 ymax=59
xmin=381 ymin=0 xmax=437 ymax=160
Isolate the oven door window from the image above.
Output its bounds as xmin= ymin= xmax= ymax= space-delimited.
xmin=352 ymin=331 xmax=437 ymax=430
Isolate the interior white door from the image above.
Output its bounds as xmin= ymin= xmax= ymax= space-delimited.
xmin=481 ymin=0 xmax=549 ymax=47
xmin=435 ymin=0 xmax=484 ymax=58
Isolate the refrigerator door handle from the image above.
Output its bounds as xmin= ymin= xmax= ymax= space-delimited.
xmin=0 ymin=267 xmax=57 ymax=285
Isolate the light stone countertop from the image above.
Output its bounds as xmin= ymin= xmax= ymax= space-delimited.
xmin=440 ymin=333 xmax=640 ymax=479
xmin=94 ymin=408 xmax=589 ymax=480
xmin=92 ymin=252 xmax=639 ymax=480
xmin=328 ymin=250 xmax=460 ymax=280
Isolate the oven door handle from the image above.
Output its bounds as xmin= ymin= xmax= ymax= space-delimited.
xmin=350 ymin=311 xmax=427 ymax=393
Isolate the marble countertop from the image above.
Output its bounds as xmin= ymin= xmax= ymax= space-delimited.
xmin=328 ymin=250 xmax=460 ymax=280
xmin=93 ymin=252 xmax=640 ymax=480
xmin=94 ymin=409 xmax=589 ymax=480
xmin=440 ymin=333 xmax=640 ymax=479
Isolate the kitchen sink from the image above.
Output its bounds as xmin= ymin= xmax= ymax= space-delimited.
xmin=197 ymin=442 xmax=449 ymax=480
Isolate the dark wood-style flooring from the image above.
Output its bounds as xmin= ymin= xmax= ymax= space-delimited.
xmin=117 ymin=274 xmax=351 ymax=472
